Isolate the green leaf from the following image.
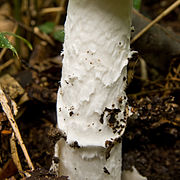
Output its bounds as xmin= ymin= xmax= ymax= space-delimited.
xmin=53 ymin=30 xmax=64 ymax=43
xmin=39 ymin=22 xmax=55 ymax=34
xmin=3 ymin=32 xmax=33 ymax=51
xmin=0 ymin=33 xmax=18 ymax=58
xmin=133 ymin=0 xmax=141 ymax=11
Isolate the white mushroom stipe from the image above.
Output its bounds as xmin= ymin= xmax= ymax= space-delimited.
xmin=54 ymin=0 xmax=132 ymax=179
xmin=55 ymin=138 xmax=122 ymax=179
xmin=122 ymin=166 xmax=147 ymax=180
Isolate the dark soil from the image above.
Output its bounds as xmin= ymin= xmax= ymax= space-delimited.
xmin=26 ymin=169 xmax=68 ymax=180
xmin=123 ymin=96 xmax=180 ymax=180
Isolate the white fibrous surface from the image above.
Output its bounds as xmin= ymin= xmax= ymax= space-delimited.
xmin=55 ymin=138 xmax=122 ymax=180
xmin=55 ymin=0 xmax=132 ymax=179
xmin=122 ymin=166 xmax=147 ymax=180
xmin=57 ymin=0 xmax=132 ymax=147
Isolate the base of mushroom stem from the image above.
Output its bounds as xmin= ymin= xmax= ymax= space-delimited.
xmin=52 ymin=138 xmax=123 ymax=180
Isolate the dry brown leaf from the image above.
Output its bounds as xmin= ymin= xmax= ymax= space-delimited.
xmin=0 ymin=74 xmax=24 ymax=100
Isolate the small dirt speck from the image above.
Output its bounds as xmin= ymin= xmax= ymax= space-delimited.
xmin=69 ymin=111 xmax=74 ymax=116
xmin=103 ymin=167 xmax=110 ymax=175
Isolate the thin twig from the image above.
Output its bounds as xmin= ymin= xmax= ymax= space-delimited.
xmin=168 ymin=77 xmax=180 ymax=81
xmin=0 ymin=59 xmax=14 ymax=72
xmin=10 ymin=132 xmax=24 ymax=177
xmin=131 ymin=0 xmax=180 ymax=44
xmin=128 ymin=87 xmax=180 ymax=97
xmin=0 ymin=86 xmax=34 ymax=171
xmin=133 ymin=75 xmax=165 ymax=88
xmin=55 ymin=0 xmax=67 ymax=25
xmin=40 ymin=7 xmax=65 ymax=14
xmin=33 ymin=27 xmax=55 ymax=46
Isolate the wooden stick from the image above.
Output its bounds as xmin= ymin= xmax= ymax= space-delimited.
xmin=55 ymin=0 xmax=67 ymax=25
xmin=131 ymin=0 xmax=180 ymax=44
xmin=0 ymin=86 xmax=34 ymax=171
xmin=10 ymin=132 xmax=24 ymax=177
xmin=0 ymin=59 xmax=14 ymax=72
xmin=40 ymin=7 xmax=65 ymax=14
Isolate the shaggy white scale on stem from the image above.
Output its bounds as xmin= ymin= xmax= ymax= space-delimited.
xmin=53 ymin=0 xmax=132 ymax=179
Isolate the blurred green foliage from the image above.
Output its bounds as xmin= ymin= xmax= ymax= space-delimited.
xmin=38 ymin=22 xmax=64 ymax=43
xmin=133 ymin=0 xmax=142 ymax=10
xmin=53 ymin=30 xmax=65 ymax=43
xmin=39 ymin=22 xmax=55 ymax=34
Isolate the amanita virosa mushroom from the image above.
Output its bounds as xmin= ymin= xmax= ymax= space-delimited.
xmin=53 ymin=0 xmax=132 ymax=179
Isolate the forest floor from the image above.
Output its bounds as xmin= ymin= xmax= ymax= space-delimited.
xmin=0 ymin=0 xmax=179 ymax=180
